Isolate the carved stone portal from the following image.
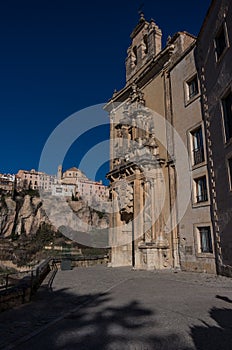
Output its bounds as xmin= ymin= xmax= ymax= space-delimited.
xmin=107 ymin=84 xmax=171 ymax=270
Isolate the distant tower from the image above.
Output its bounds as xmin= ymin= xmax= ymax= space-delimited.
xmin=57 ymin=165 xmax=62 ymax=184
xmin=126 ymin=12 xmax=162 ymax=83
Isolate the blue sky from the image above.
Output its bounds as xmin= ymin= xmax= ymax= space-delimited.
xmin=0 ymin=0 xmax=211 ymax=184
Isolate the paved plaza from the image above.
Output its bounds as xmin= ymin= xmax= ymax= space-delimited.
xmin=1 ymin=265 xmax=232 ymax=350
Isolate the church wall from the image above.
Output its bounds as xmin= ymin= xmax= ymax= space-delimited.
xmin=169 ymin=46 xmax=216 ymax=273
xmin=142 ymin=74 xmax=165 ymax=116
xmin=142 ymin=74 xmax=174 ymax=268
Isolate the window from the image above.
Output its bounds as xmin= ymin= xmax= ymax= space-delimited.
xmin=215 ymin=24 xmax=227 ymax=60
xmin=143 ymin=35 xmax=148 ymax=54
xmin=228 ymin=157 xmax=232 ymax=190
xmin=191 ymin=127 xmax=205 ymax=165
xmin=222 ymin=92 xmax=232 ymax=142
xmin=194 ymin=176 xmax=208 ymax=203
xmin=198 ymin=227 xmax=213 ymax=253
xmin=187 ymin=75 xmax=199 ymax=100
xmin=132 ymin=46 xmax=137 ymax=66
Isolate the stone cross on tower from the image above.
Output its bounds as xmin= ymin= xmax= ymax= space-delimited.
xmin=138 ymin=2 xmax=145 ymax=20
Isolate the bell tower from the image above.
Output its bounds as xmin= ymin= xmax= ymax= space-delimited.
xmin=126 ymin=13 xmax=162 ymax=83
xmin=57 ymin=164 xmax=62 ymax=184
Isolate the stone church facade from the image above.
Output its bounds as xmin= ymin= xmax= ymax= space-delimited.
xmin=105 ymin=1 xmax=232 ymax=275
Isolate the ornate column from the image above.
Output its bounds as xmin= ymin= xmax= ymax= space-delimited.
xmin=143 ymin=179 xmax=152 ymax=243
xmin=150 ymin=180 xmax=156 ymax=241
xmin=133 ymin=168 xmax=144 ymax=267
xmin=110 ymin=188 xmax=121 ymax=246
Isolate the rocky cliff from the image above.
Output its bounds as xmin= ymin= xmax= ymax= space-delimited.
xmin=0 ymin=192 xmax=109 ymax=239
xmin=0 ymin=192 xmax=109 ymax=267
xmin=0 ymin=194 xmax=52 ymax=238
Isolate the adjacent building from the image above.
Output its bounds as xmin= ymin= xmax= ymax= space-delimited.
xmin=3 ymin=166 xmax=109 ymax=204
xmin=56 ymin=165 xmax=109 ymax=201
xmin=16 ymin=169 xmax=56 ymax=191
xmin=167 ymin=35 xmax=215 ymax=273
xmin=52 ymin=183 xmax=76 ymax=197
xmin=196 ymin=0 xmax=232 ymax=275
xmin=0 ymin=174 xmax=15 ymax=193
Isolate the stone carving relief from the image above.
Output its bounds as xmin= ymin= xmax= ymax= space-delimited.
xmin=114 ymin=177 xmax=134 ymax=223
xmin=115 ymin=178 xmax=133 ymax=213
xmin=112 ymin=83 xmax=161 ymax=171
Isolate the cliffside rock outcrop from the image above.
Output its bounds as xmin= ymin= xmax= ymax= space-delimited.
xmin=15 ymin=195 xmax=49 ymax=236
xmin=0 ymin=194 xmax=54 ymax=238
xmin=0 ymin=193 xmax=109 ymax=239
xmin=0 ymin=197 xmax=17 ymax=237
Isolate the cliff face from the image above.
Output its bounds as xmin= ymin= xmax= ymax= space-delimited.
xmin=0 ymin=195 xmax=50 ymax=237
xmin=0 ymin=193 xmax=109 ymax=239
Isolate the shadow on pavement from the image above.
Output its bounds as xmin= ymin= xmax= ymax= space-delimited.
xmin=190 ymin=295 xmax=232 ymax=350
xmin=1 ymin=286 xmax=193 ymax=350
xmin=3 ymin=286 xmax=232 ymax=350
xmin=27 ymin=292 xmax=192 ymax=350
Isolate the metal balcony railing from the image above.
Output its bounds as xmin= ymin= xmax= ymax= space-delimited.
xmin=193 ymin=147 xmax=204 ymax=165
xmin=196 ymin=190 xmax=208 ymax=203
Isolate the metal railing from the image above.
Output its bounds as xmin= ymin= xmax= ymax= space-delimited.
xmin=196 ymin=191 xmax=208 ymax=203
xmin=0 ymin=270 xmax=31 ymax=291
xmin=193 ymin=148 xmax=204 ymax=165
xmin=0 ymin=258 xmax=52 ymax=292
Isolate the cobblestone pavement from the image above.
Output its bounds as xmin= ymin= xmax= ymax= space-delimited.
xmin=1 ymin=265 xmax=232 ymax=350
